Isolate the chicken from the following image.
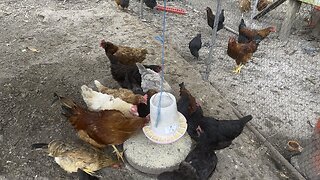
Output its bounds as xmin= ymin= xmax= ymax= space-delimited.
xmin=184 ymin=143 xmax=218 ymax=180
xmin=177 ymin=82 xmax=199 ymax=140
xmin=144 ymin=0 xmax=157 ymax=9
xmin=78 ymin=169 xmax=99 ymax=180
xmin=188 ymin=34 xmax=202 ymax=59
xmin=238 ymin=18 xmax=276 ymax=44
xmin=227 ymin=36 xmax=260 ymax=73
xmin=31 ymin=140 xmax=120 ymax=175
xmin=136 ymin=63 xmax=172 ymax=93
xmin=196 ymin=114 xmax=253 ymax=150
xmin=206 ymin=7 xmax=225 ymax=31
xmin=81 ymin=85 xmax=139 ymax=117
xmin=115 ymin=0 xmax=129 ymax=9
xmin=94 ymin=80 xmax=147 ymax=105
xmin=100 ymin=40 xmax=147 ymax=65
xmin=239 ymin=0 xmax=251 ymax=16
xmin=158 ymin=143 xmax=217 ymax=180
xmin=157 ymin=161 xmax=199 ymax=180
xmin=104 ymin=50 xmax=161 ymax=93
xmin=52 ymin=93 xmax=149 ymax=161
xmin=137 ymin=89 xmax=158 ymax=117
xmin=257 ymin=0 xmax=272 ymax=11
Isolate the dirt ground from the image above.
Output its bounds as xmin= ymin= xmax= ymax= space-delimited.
xmin=0 ymin=0 xmax=319 ymax=179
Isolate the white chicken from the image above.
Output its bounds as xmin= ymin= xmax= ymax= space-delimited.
xmin=80 ymin=85 xmax=139 ymax=117
xmin=136 ymin=63 xmax=172 ymax=93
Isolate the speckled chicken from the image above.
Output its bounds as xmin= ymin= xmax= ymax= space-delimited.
xmin=81 ymin=85 xmax=139 ymax=117
xmin=136 ymin=63 xmax=172 ymax=93
xmin=100 ymin=40 xmax=147 ymax=65
xmin=31 ymin=140 xmax=120 ymax=176
xmin=94 ymin=80 xmax=147 ymax=105
xmin=52 ymin=93 xmax=149 ymax=161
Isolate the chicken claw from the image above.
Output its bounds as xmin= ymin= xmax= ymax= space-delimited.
xmin=233 ymin=64 xmax=244 ymax=74
xmin=111 ymin=145 xmax=124 ymax=162
xmin=82 ymin=167 xmax=95 ymax=176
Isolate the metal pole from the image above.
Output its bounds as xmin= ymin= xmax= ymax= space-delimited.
xmin=204 ymin=0 xmax=221 ymax=81
xmin=140 ymin=0 xmax=144 ymax=18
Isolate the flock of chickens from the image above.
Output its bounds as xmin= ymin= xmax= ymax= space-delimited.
xmin=29 ymin=0 xmax=279 ymax=180
xmin=188 ymin=4 xmax=276 ymax=73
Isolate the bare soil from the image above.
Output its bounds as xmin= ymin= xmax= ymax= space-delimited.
xmin=0 ymin=0 xmax=319 ymax=179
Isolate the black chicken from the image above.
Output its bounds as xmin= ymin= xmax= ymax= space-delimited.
xmin=184 ymin=143 xmax=218 ymax=180
xmin=238 ymin=18 xmax=249 ymax=43
xmin=157 ymin=161 xmax=199 ymax=180
xmin=116 ymin=0 xmax=129 ymax=9
xmin=177 ymin=82 xmax=200 ymax=140
xmin=206 ymin=7 xmax=225 ymax=31
xmin=188 ymin=34 xmax=202 ymax=59
xmin=144 ymin=0 xmax=157 ymax=9
xmin=196 ymin=114 xmax=253 ymax=150
xmin=106 ymin=53 xmax=161 ymax=94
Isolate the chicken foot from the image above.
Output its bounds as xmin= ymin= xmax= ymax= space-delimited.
xmin=233 ymin=64 xmax=244 ymax=74
xmin=111 ymin=145 xmax=124 ymax=162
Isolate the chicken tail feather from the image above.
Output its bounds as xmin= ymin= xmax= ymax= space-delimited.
xmin=239 ymin=115 xmax=253 ymax=124
xmin=136 ymin=63 xmax=145 ymax=73
xmin=31 ymin=143 xmax=48 ymax=150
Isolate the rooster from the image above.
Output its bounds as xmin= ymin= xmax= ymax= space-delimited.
xmin=100 ymin=40 xmax=147 ymax=65
xmin=94 ymin=80 xmax=147 ymax=105
xmin=238 ymin=18 xmax=276 ymax=44
xmin=31 ymin=140 xmax=120 ymax=176
xmin=52 ymin=93 xmax=149 ymax=162
xmin=81 ymin=85 xmax=139 ymax=117
xmin=227 ymin=36 xmax=260 ymax=73
xmin=136 ymin=63 xmax=172 ymax=93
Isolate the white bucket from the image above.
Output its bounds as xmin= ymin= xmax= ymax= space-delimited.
xmin=149 ymin=92 xmax=178 ymax=136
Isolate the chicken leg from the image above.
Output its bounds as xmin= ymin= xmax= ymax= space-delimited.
xmin=111 ymin=145 xmax=124 ymax=162
xmin=233 ymin=64 xmax=244 ymax=74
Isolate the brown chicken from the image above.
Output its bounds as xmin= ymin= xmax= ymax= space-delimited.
xmin=239 ymin=0 xmax=251 ymax=15
xmin=94 ymin=80 xmax=147 ymax=105
xmin=100 ymin=40 xmax=148 ymax=65
xmin=257 ymin=0 xmax=272 ymax=11
xmin=52 ymin=93 xmax=149 ymax=162
xmin=227 ymin=37 xmax=259 ymax=73
xmin=31 ymin=140 xmax=120 ymax=176
xmin=238 ymin=18 xmax=276 ymax=44
xmin=115 ymin=0 xmax=129 ymax=9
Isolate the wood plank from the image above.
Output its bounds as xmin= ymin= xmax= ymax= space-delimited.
xmin=253 ymin=0 xmax=287 ymax=19
xmin=279 ymin=0 xmax=302 ymax=40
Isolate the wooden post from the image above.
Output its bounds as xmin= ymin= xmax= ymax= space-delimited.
xmin=279 ymin=0 xmax=301 ymax=40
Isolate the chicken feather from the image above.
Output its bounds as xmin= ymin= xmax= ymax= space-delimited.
xmin=94 ymin=80 xmax=147 ymax=105
xmin=136 ymin=63 xmax=172 ymax=93
xmin=81 ymin=85 xmax=138 ymax=117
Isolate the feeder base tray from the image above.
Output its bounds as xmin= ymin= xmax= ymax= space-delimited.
xmin=123 ymin=131 xmax=192 ymax=175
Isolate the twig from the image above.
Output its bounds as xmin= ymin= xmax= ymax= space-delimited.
xmin=224 ymin=25 xmax=238 ymax=35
